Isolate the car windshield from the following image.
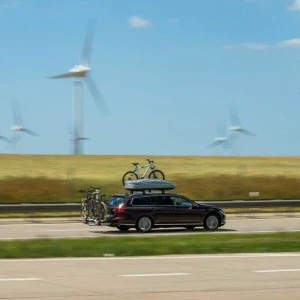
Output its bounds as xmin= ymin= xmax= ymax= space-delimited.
xmin=108 ymin=196 xmax=125 ymax=206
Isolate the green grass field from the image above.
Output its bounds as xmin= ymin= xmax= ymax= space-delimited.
xmin=0 ymin=232 xmax=299 ymax=258
xmin=1 ymin=154 xmax=300 ymax=202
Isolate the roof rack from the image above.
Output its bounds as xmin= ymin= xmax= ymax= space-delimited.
xmin=124 ymin=179 xmax=176 ymax=194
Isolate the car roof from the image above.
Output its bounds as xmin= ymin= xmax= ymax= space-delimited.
xmin=111 ymin=192 xmax=186 ymax=198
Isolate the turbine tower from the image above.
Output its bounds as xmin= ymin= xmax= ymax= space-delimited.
xmin=49 ymin=21 xmax=110 ymax=154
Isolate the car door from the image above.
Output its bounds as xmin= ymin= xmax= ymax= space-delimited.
xmin=170 ymin=196 xmax=204 ymax=224
xmin=150 ymin=195 xmax=176 ymax=224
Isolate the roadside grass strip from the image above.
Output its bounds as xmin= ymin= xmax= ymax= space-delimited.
xmin=0 ymin=232 xmax=299 ymax=258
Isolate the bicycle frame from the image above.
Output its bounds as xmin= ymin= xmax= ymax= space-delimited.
xmin=133 ymin=162 xmax=154 ymax=178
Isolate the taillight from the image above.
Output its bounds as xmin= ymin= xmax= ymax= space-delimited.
xmin=113 ymin=205 xmax=126 ymax=214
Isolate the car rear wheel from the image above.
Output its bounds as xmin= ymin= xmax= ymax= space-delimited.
xmin=203 ymin=214 xmax=219 ymax=230
xmin=117 ymin=225 xmax=129 ymax=232
xmin=136 ymin=216 xmax=153 ymax=233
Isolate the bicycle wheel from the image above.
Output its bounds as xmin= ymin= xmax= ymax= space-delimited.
xmin=148 ymin=170 xmax=165 ymax=180
xmin=96 ymin=201 xmax=108 ymax=222
xmin=122 ymin=171 xmax=138 ymax=186
xmin=80 ymin=200 xmax=91 ymax=222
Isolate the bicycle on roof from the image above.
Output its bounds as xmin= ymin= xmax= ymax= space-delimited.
xmin=122 ymin=158 xmax=165 ymax=186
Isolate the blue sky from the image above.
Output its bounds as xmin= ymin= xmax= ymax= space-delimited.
xmin=1 ymin=0 xmax=300 ymax=155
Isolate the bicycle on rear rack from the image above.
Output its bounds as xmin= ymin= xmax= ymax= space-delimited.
xmin=122 ymin=158 xmax=165 ymax=186
xmin=79 ymin=187 xmax=108 ymax=225
xmin=90 ymin=186 xmax=108 ymax=223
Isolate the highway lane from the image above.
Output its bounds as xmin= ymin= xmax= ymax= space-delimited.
xmin=0 ymin=216 xmax=300 ymax=240
xmin=0 ymin=253 xmax=300 ymax=299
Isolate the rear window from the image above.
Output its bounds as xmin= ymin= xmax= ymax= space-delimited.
xmin=108 ymin=196 xmax=125 ymax=206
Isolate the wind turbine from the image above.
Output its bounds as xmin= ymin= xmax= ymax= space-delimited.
xmin=227 ymin=103 xmax=255 ymax=155
xmin=10 ymin=100 xmax=39 ymax=148
xmin=207 ymin=120 xmax=232 ymax=153
xmin=228 ymin=103 xmax=255 ymax=136
xmin=49 ymin=21 xmax=110 ymax=155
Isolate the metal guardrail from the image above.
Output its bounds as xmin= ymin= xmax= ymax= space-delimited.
xmin=1 ymin=200 xmax=300 ymax=213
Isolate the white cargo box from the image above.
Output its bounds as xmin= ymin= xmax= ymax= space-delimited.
xmin=124 ymin=179 xmax=176 ymax=192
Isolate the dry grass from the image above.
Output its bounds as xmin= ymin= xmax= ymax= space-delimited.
xmin=1 ymin=154 xmax=300 ymax=202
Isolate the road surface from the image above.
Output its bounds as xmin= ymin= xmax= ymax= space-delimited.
xmin=0 ymin=216 xmax=299 ymax=240
xmin=0 ymin=253 xmax=300 ymax=299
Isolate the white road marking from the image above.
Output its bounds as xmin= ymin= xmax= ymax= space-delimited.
xmin=120 ymin=273 xmax=190 ymax=277
xmin=0 ymin=223 xmax=79 ymax=227
xmin=254 ymin=269 xmax=300 ymax=273
xmin=0 ymin=278 xmax=41 ymax=282
xmin=229 ymin=218 xmax=300 ymax=221
xmin=1 ymin=253 xmax=300 ymax=262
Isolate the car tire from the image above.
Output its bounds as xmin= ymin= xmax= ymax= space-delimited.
xmin=185 ymin=225 xmax=195 ymax=230
xmin=117 ymin=225 xmax=129 ymax=232
xmin=203 ymin=214 xmax=219 ymax=230
xmin=136 ymin=216 xmax=153 ymax=233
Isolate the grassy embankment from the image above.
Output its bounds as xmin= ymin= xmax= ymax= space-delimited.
xmin=0 ymin=232 xmax=300 ymax=258
xmin=1 ymin=154 xmax=300 ymax=203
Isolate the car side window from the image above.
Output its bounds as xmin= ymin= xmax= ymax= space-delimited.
xmin=156 ymin=196 xmax=173 ymax=206
xmin=171 ymin=196 xmax=193 ymax=207
xmin=132 ymin=197 xmax=148 ymax=206
xmin=148 ymin=196 xmax=158 ymax=206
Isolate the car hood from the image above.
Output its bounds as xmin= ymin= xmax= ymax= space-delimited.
xmin=196 ymin=203 xmax=220 ymax=210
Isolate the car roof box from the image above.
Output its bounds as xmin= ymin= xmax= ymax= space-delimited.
xmin=124 ymin=179 xmax=176 ymax=192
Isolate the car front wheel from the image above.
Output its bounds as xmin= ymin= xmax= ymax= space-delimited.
xmin=203 ymin=214 xmax=219 ymax=230
xmin=136 ymin=216 xmax=153 ymax=233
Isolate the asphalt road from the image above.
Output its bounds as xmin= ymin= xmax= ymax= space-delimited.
xmin=1 ymin=253 xmax=300 ymax=299
xmin=0 ymin=216 xmax=300 ymax=240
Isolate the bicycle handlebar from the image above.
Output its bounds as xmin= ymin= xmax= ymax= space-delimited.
xmin=146 ymin=159 xmax=154 ymax=164
xmin=79 ymin=189 xmax=88 ymax=193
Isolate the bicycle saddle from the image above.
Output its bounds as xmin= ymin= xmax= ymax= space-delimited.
xmin=132 ymin=163 xmax=139 ymax=166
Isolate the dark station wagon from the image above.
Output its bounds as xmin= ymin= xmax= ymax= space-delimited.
xmin=105 ymin=191 xmax=226 ymax=233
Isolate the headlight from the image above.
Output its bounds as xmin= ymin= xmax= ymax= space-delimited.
xmin=218 ymin=209 xmax=225 ymax=215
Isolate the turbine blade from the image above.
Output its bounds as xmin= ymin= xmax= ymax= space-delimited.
xmin=240 ymin=129 xmax=255 ymax=136
xmin=81 ymin=20 xmax=96 ymax=66
xmin=217 ymin=119 xmax=226 ymax=137
xmin=0 ymin=136 xmax=12 ymax=143
xmin=207 ymin=141 xmax=220 ymax=148
xmin=85 ymin=75 xmax=110 ymax=116
xmin=67 ymin=124 xmax=73 ymax=137
xmin=229 ymin=102 xmax=241 ymax=126
xmin=24 ymin=129 xmax=39 ymax=136
xmin=11 ymin=100 xmax=23 ymax=125
xmin=50 ymin=72 xmax=75 ymax=79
